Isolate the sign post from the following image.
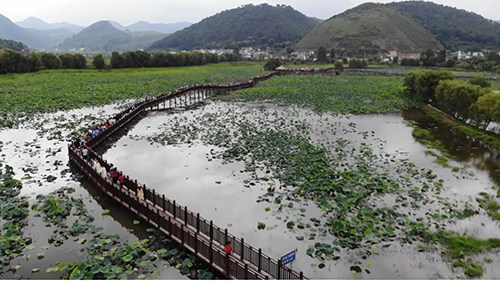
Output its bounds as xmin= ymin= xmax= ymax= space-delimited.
xmin=280 ymin=249 xmax=297 ymax=268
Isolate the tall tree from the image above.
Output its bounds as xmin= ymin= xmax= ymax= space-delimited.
xmin=93 ymin=54 xmax=106 ymax=69
xmin=317 ymin=46 xmax=327 ymax=62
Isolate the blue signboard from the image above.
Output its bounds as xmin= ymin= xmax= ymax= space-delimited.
xmin=280 ymin=249 xmax=297 ymax=265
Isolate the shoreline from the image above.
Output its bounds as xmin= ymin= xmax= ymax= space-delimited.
xmin=423 ymin=104 xmax=500 ymax=151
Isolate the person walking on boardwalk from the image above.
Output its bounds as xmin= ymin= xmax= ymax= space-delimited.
xmin=225 ymin=241 xmax=233 ymax=255
xmin=137 ymin=184 xmax=144 ymax=200
xmin=82 ymin=146 xmax=89 ymax=161
xmin=111 ymin=168 xmax=119 ymax=185
xmin=119 ymin=173 xmax=125 ymax=188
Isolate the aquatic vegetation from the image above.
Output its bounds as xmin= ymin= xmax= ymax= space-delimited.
xmin=28 ymin=187 xmax=215 ymax=280
xmin=0 ymin=63 xmax=264 ymax=129
xmin=220 ymin=75 xmax=413 ymax=115
xmin=0 ymin=163 xmax=31 ymax=271
xmin=476 ymin=192 xmax=500 ymax=221
xmin=133 ymin=102 xmax=497 ymax=277
xmin=406 ymin=122 xmax=462 ymax=170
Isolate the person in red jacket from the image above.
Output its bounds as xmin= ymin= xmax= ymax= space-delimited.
xmin=224 ymin=241 xmax=233 ymax=255
xmin=119 ymin=174 xmax=125 ymax=188
xmin=111 ymin=168 xmax=119 ymax=184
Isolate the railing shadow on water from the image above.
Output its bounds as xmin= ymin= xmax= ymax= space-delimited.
xmin=67 ymin=162 xmax=227 ymax=280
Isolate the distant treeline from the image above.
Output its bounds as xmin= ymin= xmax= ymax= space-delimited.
xmin=0 ymin=49 xmax=241 ymax=75
xmin=0 ymin=39 xmax=27 ymax=52
xmin=107 ymin=50 xmax=240 ymax=69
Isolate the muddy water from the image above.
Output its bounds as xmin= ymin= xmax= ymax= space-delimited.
xmin=0 ymin=103 xmax=189 ymax=280
xmin=99 ymin=101 xmax=500 ymax=279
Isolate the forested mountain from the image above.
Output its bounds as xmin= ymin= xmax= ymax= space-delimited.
xmin=0 ymin=14 xmax=58 ymax=49
xmin=16 ymin=17 xmax=85 ymax=33
xmin=126 ymin=21 xmax=191 ymax=34
xmin=148 ymin=4 xmax=320 ymax=51
xmin=294 ymin=3 xmax=442 ymax=54
xmin=0 ymin=38 xmax=27 ymax=51
xmin=57 ymin=21 xmax=165 ymax=52
xmin=389 ymin=1 xmax=500 ymax=51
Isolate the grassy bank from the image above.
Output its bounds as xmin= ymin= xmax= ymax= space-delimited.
xmin=423 ymin=105 xmax=500 ymax=151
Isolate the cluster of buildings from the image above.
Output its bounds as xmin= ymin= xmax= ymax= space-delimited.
xmin=451 ymin=50 xmax=486 ymax=61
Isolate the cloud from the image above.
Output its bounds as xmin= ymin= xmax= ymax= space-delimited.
xmin=2 ymin=0 xmax=499 ymax=26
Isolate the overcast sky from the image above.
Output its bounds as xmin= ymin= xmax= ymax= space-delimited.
xmin=2 ymin=0 xmax=499 ymax=26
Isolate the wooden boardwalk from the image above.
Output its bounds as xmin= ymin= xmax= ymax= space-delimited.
xmin=70 ymin=67 xmax=492 ymax=279
xmin=70 ymin=71 xmax=306 ymax=279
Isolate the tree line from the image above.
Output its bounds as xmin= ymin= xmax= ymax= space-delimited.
xmin=0 ymin=48 xmax=241 ymax=75
xmin=404 ymin=70 xmax=499 ymax=129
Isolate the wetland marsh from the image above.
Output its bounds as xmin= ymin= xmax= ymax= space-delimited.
xmin=1 ymin=65 xmax=500 ymax=279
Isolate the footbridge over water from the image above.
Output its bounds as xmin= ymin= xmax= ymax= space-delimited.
xmin=68 ymin=66 xmax=497 ymax=279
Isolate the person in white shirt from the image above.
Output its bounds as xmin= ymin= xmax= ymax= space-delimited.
xmin=82 ymin=147 xmax=89 ymax=161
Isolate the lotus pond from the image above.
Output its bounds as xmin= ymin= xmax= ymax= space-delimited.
xmin=0 ymin=102 xmax=226 ymax=280
xmin=98 ymin=75 xmax=500 ymax=279
xmin=2 ymin=67 xmax=500 ymax=280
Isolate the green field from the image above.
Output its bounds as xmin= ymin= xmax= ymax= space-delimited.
xmin=224 ymin=75 xmax=411 ymax=114
xmin=0 ymin=62 xmax=265 ymax=114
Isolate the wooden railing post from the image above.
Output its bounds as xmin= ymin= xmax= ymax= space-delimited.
xmin=152 ymin=189 xmax=156 ymax=205
xmin=300 ymin=271 xmax=304 ymax=279
xmin=167 ymin=215 xmax=171 ymax=235
xmin=278 ymin=260 xmax=282 ymax=279
xmin=184 ymin=206 xmax=188 ymax=225
xmin=258 ymin=248 xmax=262 ymax=272
xmin=173 ymin=200 xmax=176 ymax=217
xmin=155 ymin=209 xmax=159 ymax=229
xmin=245 ymin=264 xmax=248 ymax=279
xmin=194 ymin=232 xmax=198 ymax=254
xmin=181 ymin=224 xmax=184 ymax=245
xmin=240 ymin=238 xmax=244 ymax=260
xmin=210 ymin=220 xmax=213 ymax=241
xmin=224 ymin=229 xmax=228 ymax=245
xmin=162 ymin=195 xmax=166 ymax=211
xmin=196 ymin=213 xmax=200 ymax=233
xmin=209 ymin=240 xmax=213 ymax=265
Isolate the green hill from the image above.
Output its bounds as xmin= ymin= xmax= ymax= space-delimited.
xmin=0 ymin=38 xmax=27 ymax=51
xmin=148 ymin=3 xmax=320 ymax=51
xmin=58 ymin=21 xmax=165 ymax=52
xmin=294 ymin=3 xmax=443 ymax=54
xmin=389 ymin=1 xmax=500 ymax=51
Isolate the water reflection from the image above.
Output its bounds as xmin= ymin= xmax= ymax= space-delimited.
xmin=98 ymin=101 xmax=500 ymax=279
xmin=402 ymin=109 xmax=500 ymax=186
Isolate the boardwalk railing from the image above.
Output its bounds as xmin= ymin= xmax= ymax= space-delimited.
xmin=71 ymin=66 xmax=494 ymax=279
xmin=70 ymin=70 xmax=309 ymax=279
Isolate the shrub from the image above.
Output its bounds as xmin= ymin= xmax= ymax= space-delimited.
xmin=469 ymin=76 xmax=491 ymax=88
xmin=263 ymin=58 xmax=282 ymax=71
xmin=334 ymin=60 xmax=344 ymax=71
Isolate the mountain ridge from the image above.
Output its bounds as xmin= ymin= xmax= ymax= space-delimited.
xmin=16 ymin=16 xmax=84 ymax=33
xmin=57 ymin=21 xmax=166 ymax=52
xmin=0 ymin=14 xmax=58 ymax=49
xmin=148 ymin=3 xmax=320 ymax=51
xmin=294 ymin=3 xmax=443 ymax=53
xmin=388 ymin=1 xmax=500 ymax=50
